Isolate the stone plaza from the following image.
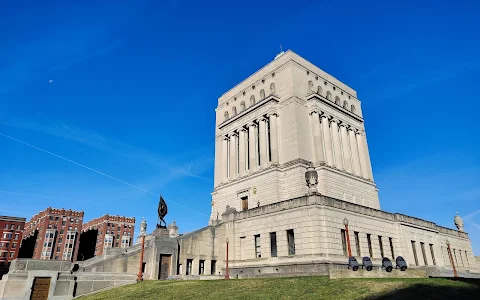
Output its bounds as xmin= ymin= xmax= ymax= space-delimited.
xmin=0 ymin=50 xmax=478 ymax=299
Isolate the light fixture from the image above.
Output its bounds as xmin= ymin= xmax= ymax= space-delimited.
xmin=343 ymin=217 xmax=349 ymax=226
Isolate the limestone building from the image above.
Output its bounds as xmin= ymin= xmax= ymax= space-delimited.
xmin=71 ymin=50 xmax=478 ymax=281
xmin=1 ymin=50 xmax=478 ymax=299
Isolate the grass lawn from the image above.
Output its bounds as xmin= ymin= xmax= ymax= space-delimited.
xmin=77 ymin=276 xmax=479 ymax=300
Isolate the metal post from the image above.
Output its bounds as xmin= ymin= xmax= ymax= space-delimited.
xmin=345 ymin=224 xmax=352 ymax=257
xmin=446 ymin=241 xmax=458 ymax=278
xmin=137 ymin=235 xmax=145 ymax=282
xmin=225 ymin=237 xmax=230 ymax=279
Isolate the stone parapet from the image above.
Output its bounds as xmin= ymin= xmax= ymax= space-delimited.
xmin=222 ymin=194 xmax=469 ymax=239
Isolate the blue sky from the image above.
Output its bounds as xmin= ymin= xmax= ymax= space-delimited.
xmin=1 ymin=0 xmax=479 ymax=254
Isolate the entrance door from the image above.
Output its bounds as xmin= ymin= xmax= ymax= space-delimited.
xmin=159 ymin=255 xmax=171 ymax=279
xmin=241 ymin=196 xmax=248 ymax=211
xmin=30 ymin=277 xmax=51 ymax=300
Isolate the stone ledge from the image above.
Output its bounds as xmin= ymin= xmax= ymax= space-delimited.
xmin=329 ymin=269 xmax=427 ymax=279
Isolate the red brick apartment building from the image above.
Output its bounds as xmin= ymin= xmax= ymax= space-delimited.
xmin=79 ymin=214 xmax=135 ymax=261
xmin=22 ymin=207 xmax=84 ymax=262
xmin=0 ymin=216 xmax=26 ymax=266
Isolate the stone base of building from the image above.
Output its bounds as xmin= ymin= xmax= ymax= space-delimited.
xmin=329 ymin=268 xmax=427 ymax=279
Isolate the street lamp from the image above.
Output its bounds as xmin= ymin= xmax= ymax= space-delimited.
xmin=225 ymin=237 xmax=230 ymax=279
xmin=446 ymin=239 xmax=459 ymax=278
xmin=343 ymin=217 xmax=352 ymax=257
xmin=137 ymin=219 xmax=147 ymax=282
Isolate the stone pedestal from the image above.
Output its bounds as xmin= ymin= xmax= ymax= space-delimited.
xmin=152 ymin=227 xmax=170 ymax=238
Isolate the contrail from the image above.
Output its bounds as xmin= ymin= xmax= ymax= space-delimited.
xmin=0 ymin=132 xmax=209 ymax=217
xmin=0 ymin=190 xmax=97 ymax=204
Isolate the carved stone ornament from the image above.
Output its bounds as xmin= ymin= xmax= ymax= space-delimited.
xmin=454 ymin=212 xmax=464 ymax=232
xmin=305 ymin=166 xmax=319 ymax=194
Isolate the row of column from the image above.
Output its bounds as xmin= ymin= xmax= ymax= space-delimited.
xmin=310 ymin=111 xmax=373 ymax=180
xmin=222 ymin=113 xmax=279 ymax=182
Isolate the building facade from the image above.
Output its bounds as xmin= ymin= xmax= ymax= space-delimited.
xmin=76 ymin=50 xmax=478 ymax=280
xmin=80 ymin=214 xmax=135 ymax=259
xmin=22 ymin=207 xmax=84 ymax=262
xmin=0 ymin=216 xmax=25 ymax=266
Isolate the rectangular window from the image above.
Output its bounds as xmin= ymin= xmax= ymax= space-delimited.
xmin=211 ymin=260 xmax=216 ymax=275
xmin=14 ymin=234 xmax=19 ymax=240
xmin=453 ymin=249 xmax=459 ymax=266
xmin=459 ymin=250 xmax=465 ymax=267
xmin=199 ymin=260 xmax=205 ymax=275
xmin=340 ymin=229 xmax=347 ymax=256
xmin=12 ymin=243 xmax=17 ymax=249
xmin=367 ymin=234 xmax=373 ymax=258
xmin=464 ymin=251 xmax=469 ymax=267
xmin=241 ymin=196 xmax=248 ymax=211
xmin=389 ymin=237 xmax=395 ymax=260
xmin=270 ymin=232 xmax=277 ymax=257
xmin=254 ymin=234 xmax=261 ymax=258
xmin=354 ymin=232 xmax=361 ymax=256
xmin=186 ymin=259 xmax=193 ymax=275
xmin=287 ymin=229 xmax=295 ymax=255
xmin=378 ymin=236 xmax=384 ymax=258
xmin=411 ymin=241 xmax=419 ymax=266
xmin=420 ymin=242 xmax=428 ymax=265
xmin=10 ymin=252 xmax=15 ymax=258
xmin=429 ymin=244 xmax=436 ymax=265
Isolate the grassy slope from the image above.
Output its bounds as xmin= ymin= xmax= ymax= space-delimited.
xmin=78 ymin=277 xmax=479 ymax=300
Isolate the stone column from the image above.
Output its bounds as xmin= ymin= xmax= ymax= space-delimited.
xmin=356 ymin=132 xmax=369 ymax=179
xmin=238 ymin=128 xmax=247 ymax=177
xmin=362 ymin=133 xmax=374 ymax=180
xmin=229 ymin=133 xmax=238 ymax=179
xmin=222 ymin=137 xmax=229 ymax=182
xmin=258 ymin=117 xmax=268 ymax=168
xmin=248 ymin=123 xmax=258 ymax=172
xmin=321 ymin=114 xmax=334 ymax=166
xmin=330 ymin=118 xmax=344 ymax=170
xmin=311 ymin=111 xmax=325 ymax=164
xmin=268 ymin=113 xmax=279 ymax=165
xmin=340 ymin=124 xmax=352 ymax=173
xmin=349 ymin=128 xmax=362 ymax=176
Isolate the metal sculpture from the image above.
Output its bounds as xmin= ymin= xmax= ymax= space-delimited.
xmin=157 ymin=195 xmax=168 ymax=228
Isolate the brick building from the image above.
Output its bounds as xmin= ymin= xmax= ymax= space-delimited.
xmin=79 ymin=214 xmax=135 ymax=260
xmin=0 ymin=216 xmax=26 ymax=266
xmin=22 ymin=207 xmax=84 ymax=262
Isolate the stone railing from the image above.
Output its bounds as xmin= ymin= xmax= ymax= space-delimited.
xmin=222 ymin=194 xmax=469 ymax=239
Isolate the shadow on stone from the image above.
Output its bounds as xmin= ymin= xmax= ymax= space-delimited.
xmin=365 ymin=278 xmax=480 ymax=300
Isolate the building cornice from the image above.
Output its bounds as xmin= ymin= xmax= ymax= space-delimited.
xmin=306 ymin=93 xmax=363 ymax=123
xmin=218 ymin=95 xmax=280 ymax=129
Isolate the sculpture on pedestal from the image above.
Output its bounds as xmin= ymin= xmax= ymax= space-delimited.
xmin=305 ymin=166 xmax=319 ymax=194
xmin=454 ymin=212 xmax=464 ymax=232
xmin=157 ymin=195 xmax=168 ymax=228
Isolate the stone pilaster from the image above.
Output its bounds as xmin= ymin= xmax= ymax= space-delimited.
xmin=311 ymin=111 xmax=325 ymax=164
xmin=229 ymin=133 xmax=238 ymax=179
xmin=340 ymin=123 xmax=352 ymax=174
xmin=248 ymin=123 xmax=258 ymax=172
xmin=238 ymin=128 xmax=247 ymax=176
xmin=349 ymin=128 xmax=362 ymax=177
xmin=268 ymin=113 xmax=279 ymax=165
xmin=258 ymin=118 xmax=268 ymax=168
xmin=321 ymin=114 xmax=334 ymax=166
xmin=330 ymin=118 xmax=344 ymax=170
xmin=356 ymin=132 xmax=370 ymax=180
xmin=222 ymin=136 xmax=229 ymax=182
